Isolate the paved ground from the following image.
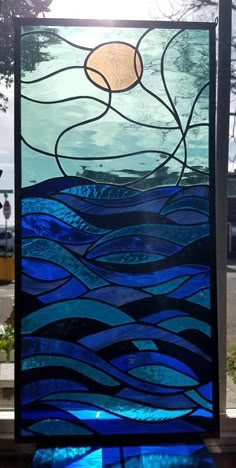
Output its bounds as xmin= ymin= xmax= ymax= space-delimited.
xmin=227 ymin=270 xmax=236 ymax=347
xmin=0 ymin=282 xmax=14 ymax=325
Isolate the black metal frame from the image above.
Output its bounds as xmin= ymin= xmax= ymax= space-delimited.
xmin=14 ymin=18 xmax=219 ymax=445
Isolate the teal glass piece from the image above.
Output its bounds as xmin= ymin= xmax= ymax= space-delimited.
xmin=159 ymin=317 xmax=211 ymax=337
xmin=144 ymin=275 xmax=189 ymax=294
xmin=187 ymin=288 xmax=211 ymax=308
xmin=129 ymin=365 xmax=199 ymax=387
xmin=22 ymin=299 xmax=134 ymax=334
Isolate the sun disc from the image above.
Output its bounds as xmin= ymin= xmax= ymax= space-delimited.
xmin=84 ymin=41 xmax=143 ymax=92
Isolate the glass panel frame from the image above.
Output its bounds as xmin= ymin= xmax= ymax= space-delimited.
xmin=15 ymin=18 xmax=219 ymax=444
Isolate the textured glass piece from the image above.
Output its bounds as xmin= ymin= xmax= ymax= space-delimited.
xmin=22 ymin=299 xmax=134 ymax=333
xmin=32 ymin=444 xmax=216 ymax=467
xmin=16 ymin=20 xmax=217 ymax=441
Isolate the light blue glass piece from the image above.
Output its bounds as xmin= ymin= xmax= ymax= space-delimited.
xmin=43 ymin=392 xmax=193 ymax=421
xmin=22 ymin=197 xmax=109 ymax=233
xmin=161 ymin=196 xmax=209 ymax=215
xmin=22 ymin=299 xmax=134 ymax=334
xmin=185 ymin=390 xmax=213 ymax=409
xmin=67 ymin=449 xmax=103 ymax=468
xmin=22 ymin=238 xmax=108 ymax=288
xmin=28 ymin=419 xmax=92 ymax=436
xmin=62 ymin=184 xmax=138 ymax=199
xmin=129 ymin=365 xmax=198 ymax=387
xmin=96 ymin=252 xmax=164 ymax=264
xmin=159 ymin=317 xmax=211 ymax=337
xmin=187 ymin=288 xmax=210 ymax=308
xmin=144 ymin=276 xmax=189 ymax=294
xmin=90 ymin=223 xmax=209 ymax=249
xmin=22 ymin=355 xmax=119 ymax=387
xmin=133 ymin=340 xmax=158 ymax=350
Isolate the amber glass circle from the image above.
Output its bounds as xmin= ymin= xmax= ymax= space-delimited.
xmin=85 ymin=42 xmax=143 ymax=92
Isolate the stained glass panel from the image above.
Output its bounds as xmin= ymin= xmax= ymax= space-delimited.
xmin=15 ymin=19 xmax=218 ymax=441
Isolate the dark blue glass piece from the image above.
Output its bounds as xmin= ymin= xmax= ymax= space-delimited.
xmin=86 ymin=235 xmax=182 ymax=259
xmin=21 ymin=379 xmax=87 ymax=405
xmin=198 ymin=382 xmax=213 ymax=401
xmin=39 ymin=277 xmax=87 ymax=304
xmin=168 ymin=272 xmax=210 ymax=299
xmin=83 ymin=286 xmax=150 ymax=306
xmin=21 ymin=273 xmax=68 ymax=295
xmin=22 ymin=258 xmax=69 ymax=280
xmin=167 ymin=210 xmax=208 ymax=224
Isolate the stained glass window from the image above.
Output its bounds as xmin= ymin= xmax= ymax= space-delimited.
xmin=15 ymin=19 xmax=218 ymax=441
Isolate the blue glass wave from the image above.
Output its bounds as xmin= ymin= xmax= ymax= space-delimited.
xmin=87 ymin=235 xmax=182 ymax=259
xmin=129 ymin=365 xmax=198 ymax=387
xmin=20 ymin=180 xmax=214 ymax=436
xmin=22 ymin=337 xmax=187 ymax=394
xmin=22 ymin=198 xmax=109 ymax=234
xmin=22 ymin=273 xmax=68 ymax=295
xmin=22 ymin=238 xmax=108 ymax=288
xmin=96 ymin=252 xmax=165 ymax=264
xmin=22 ymin=213 xmax=104 ymax=244
xmin=89 ymin=223 xmax=209 ymax=249
xmin=39 ymin=277 xmax=87 ymax=304
xmin=117 ymin=388 xmax=197 ymax=409
xmin=191 ymin=409 xmax=212 ymax=418
xmin=22 ymin=299 xmax=134 ymax=334
xmin=143 ymin=309 xmax=188 ymax=324
xmin=111 ymin=351 xmax=197 ymax=379
xmin=21 ymin=379 xmax=87 ymax=405
xmin=187 ymin=289 xmax=210 ymax=308
xmin=22 ymin=355 xmax=119 ymax=387
xmin=54 ymin=192 xmax=171 ymax=217
xmin=198 ymin=382 xmax=212 ymax=401
xmin=168 ymin=272 xmax=210 ymax=299
xmin=79 ymin=323 xmax=210 ymax=361
xmin=32 ymin=443 xmax=215 ymax=467
xmin=161 ymin=196 xmax=209 ymax=215
xmin=159 ymin=317 xmax=210 ymax=337
xmin=43 ymin=392 xmax=193 ymax=421
xmin=185 ymin=390 xmax=212 ymax=410
xmin=28 ymin=419 xmax=92 ymax=436
xmin=22 ymin=258 xmax=69 ymax=280
xmin=82 ymin=259 xmax=209 ymax=288
xmin=83 ymin=286 xmax=150 ymax=306
xmin=62 ymin=184 xmax=179 ymax=200
xmin=167 ymin=210 xmax=208 ymax=224
xmin=144 ymin=276 xmax=189 ymax=295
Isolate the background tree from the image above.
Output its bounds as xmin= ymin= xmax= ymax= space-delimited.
xmin=0 ymin=0 xmax=57 ymax=112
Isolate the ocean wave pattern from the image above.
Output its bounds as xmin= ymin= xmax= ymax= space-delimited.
xmin=21 ymin=177 xmax=214 ymax=436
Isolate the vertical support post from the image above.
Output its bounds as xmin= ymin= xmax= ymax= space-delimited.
xmin=216 ymin=0 xmax=232 ymax=422
xmin=4 ymin=193 xmax=8 ymax=253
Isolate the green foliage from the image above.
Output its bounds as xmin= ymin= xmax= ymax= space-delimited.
xmin=0 ymin=323 xmax=14 ymax=360
xmin=227 ymin=345 xmax=236 ymax=384
xmin=0 ymin=250 xmax=14 ymax=257
xmin=0 ymin=0 xmax=54 ymax=112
